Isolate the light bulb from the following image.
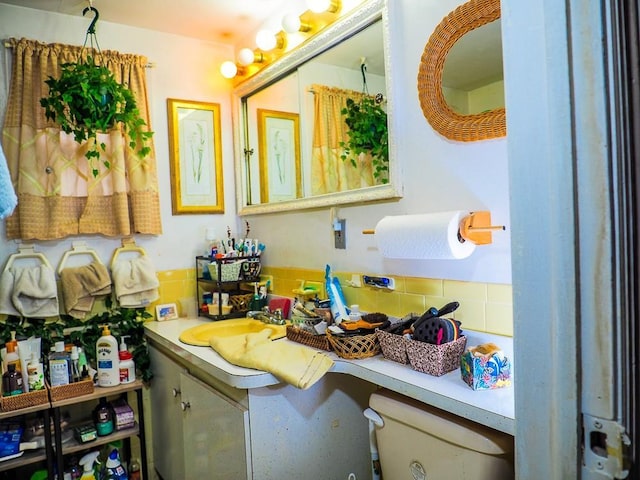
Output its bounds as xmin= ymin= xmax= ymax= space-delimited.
xmin=238 ymin=48 xmax=256 ymax=66
xmin=256 ymin=30 xmax=277 ymax=51
xmin=281 ymin=13 xmax=301 ymax=33
xmin=220 ymin=61 xmax=238 ymax=79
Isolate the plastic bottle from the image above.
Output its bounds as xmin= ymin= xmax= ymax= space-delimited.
xmin=70 ymin=346 xmax=81 ymax=383
xmin=93 ymin=397 xmax=114 ymax=436
xmin=118 ymin=336 xmax=135 ymax=384
xmin=105 ymin=448 xmax=129 ymax=480
xmin=4 ymin=340 xmax=20 ymax=373
xmin=68 ymin=456 xmax=82 ymax=480
xmin=79 ymin=451 xmax=100 ymax=480
xmin=27 ymin=353 xmax=45 ymax=391
xmin=96 ymin=325 xmax=119 ymax=387
xmin=128 ymin=458 xmax=141 ymax=480
xmin=2 ymin=363 xmax=24 ymax=396
xmin=49 ymin=340 xmax=71 ymax=386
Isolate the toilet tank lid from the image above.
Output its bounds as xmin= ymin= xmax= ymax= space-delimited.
xmin=370 ymin=389 xmax=513 ymax=456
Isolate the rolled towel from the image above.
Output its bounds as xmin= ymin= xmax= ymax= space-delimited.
xmin=11 ymin=265 xmax=59 ymax=318
xmin=60 ymin=261 xmax=112 ymax=319
xmin=112 ymin=256 xmax=160 ymax=308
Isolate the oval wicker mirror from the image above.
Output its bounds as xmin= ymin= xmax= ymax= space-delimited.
xmin=417 ymin=0 xmax=505 ymax=141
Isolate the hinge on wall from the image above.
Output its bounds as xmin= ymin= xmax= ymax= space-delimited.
xmin=583 ymin=414 xmax=631 ymax=478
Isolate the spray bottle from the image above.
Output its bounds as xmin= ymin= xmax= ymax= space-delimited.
xmin=79 ymin=451 xmax=100 ymax=480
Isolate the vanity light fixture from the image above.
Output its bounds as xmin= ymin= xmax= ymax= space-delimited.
xmin=238 ymin=48 xmax=267 ymax=66
xmin=220 ymin=60 xmax=242 ymax=79
xmin=305 ymin=0 xmax=342 ymax=14
xmin=255 ymin=29 xmax=287 ymax=51
xmin=281 ymin=12 xmax=312 ymax=34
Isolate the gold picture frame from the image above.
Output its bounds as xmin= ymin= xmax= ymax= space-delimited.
xmin=257 ymin=109 xmax=301 ymax=203
xmin=167 ymin=98 xmax=224 ymax=214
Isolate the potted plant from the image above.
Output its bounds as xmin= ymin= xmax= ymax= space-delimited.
xmin=340 ymin=95 xmax=389 ymax=184
xmin=40 ymin=56 xmax=153 ymax=177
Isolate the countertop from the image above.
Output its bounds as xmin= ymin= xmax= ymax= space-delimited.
xmin=144 ymin=318 xmax=515 ymax=435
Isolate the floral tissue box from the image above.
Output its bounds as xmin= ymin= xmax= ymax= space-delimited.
xmin=460 ymin=342 xmax=512 ymax=390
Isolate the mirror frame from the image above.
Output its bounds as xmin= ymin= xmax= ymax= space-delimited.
xmin=417 ymin=0 xmax=505 ymax=142
xmin=233 ymin=0 xmax=402 ymax=215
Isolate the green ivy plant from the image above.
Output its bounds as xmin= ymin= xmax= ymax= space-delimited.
xmin=340 ymin=96 xmax=389 ymax=184
xmin=40 ymin=56 xmax=154 ymax=177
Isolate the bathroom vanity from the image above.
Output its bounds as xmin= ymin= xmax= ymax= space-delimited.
xmin=144 ymin=319 xmax=514 ymax=479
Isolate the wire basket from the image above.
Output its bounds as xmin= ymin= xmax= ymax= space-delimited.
xmin=286 ymin=325 xmax=332 ymax=351
xmin=326 ymin=330 xmax=381 ymax=359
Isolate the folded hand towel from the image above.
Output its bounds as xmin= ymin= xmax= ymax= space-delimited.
xmin=209 ymin=330 xmax=333 ymax=390
xmin=112 ymin=256 xmax=160 ymax=308
xmin=0 ymin=270 xmax=20 ymax=316
xmin=0 ymin=143 xmax=17 ymax=220
xmin=11 ymin=265 xmax=59 ymax=318
xmin=60 ymin=261 xmax=112 ymax=319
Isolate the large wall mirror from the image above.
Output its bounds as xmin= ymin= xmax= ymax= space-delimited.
xmin=233 ymin=0 xmax=401 ymax=215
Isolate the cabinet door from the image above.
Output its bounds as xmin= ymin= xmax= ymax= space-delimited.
xmin=180 ymin=372 xmax=250 ymax=479
xmin=149 ymin=346 xmax=186 ymax=479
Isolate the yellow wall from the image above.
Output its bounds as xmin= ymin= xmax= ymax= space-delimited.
xmin=153 ymin=266 xmax=513 ymax=337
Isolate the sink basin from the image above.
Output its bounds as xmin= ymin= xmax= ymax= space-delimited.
xmin=179 ymin=318 xmax=287 ymax=346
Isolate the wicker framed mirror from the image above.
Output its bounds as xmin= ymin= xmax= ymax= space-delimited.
xmin=417 ymin=0 xmax=505 ymax=141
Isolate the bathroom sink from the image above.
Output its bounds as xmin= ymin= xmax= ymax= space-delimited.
xmin=179 ymin=318 xmax=287 ymax=346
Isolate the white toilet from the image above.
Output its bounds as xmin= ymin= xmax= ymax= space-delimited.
xmin=369 ymin=389 xmax=514 ymax=479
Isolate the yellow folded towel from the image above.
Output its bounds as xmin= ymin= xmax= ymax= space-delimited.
xmin=209 ymin=330 xmax=333 ymax=390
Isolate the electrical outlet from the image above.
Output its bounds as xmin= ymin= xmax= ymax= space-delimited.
xmin=334 ymin=219 xmax=346 ymax=249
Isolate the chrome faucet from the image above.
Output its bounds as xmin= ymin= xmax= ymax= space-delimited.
xmin=247 ymin=306 xmax=285 ymax=325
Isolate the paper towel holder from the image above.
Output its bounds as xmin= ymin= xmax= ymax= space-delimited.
xmin=362 ymin=210 xmax=505 ymax=246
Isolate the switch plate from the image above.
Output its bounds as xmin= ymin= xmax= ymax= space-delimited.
xmin=334 ymin=219 xmax=346 ymax=249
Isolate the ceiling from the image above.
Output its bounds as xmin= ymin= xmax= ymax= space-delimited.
xmin=0 ymin=0 xmax=300 ymax=47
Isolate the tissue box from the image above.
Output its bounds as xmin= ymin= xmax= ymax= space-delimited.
xmin=111 ymin=398 xmax=135 ymax=431
xmin=460 ymin=348 xmax=512 ymax=390
xmin=0 ymin=422 xmax=23 ymax=458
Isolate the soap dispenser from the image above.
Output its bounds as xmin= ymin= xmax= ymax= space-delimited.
xmin=96 ymin=325 xmax=119 ymax=387
xmin=118 ymin=336 xmax=135 ymax=384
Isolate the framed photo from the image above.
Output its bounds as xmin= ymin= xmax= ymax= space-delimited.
xmin=167 ymin=99 xmax=224 ymax=214
xmin=156 ymin=303 xmax=179 ymax=322
xmin=257 ymin=109 xmax=301 ymax=203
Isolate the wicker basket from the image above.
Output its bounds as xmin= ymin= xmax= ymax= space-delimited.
xmin=229 ymin=293 xmax=254 ymax=312
xmin=406 ymin=336 xmax=467 ymax=377
xmin=286 ymin=325 xmax=332 ymax=351
xmin=376 ymin=329 xmax=409 ymax=364
xmin=49 ymin=378 xmax=94 ymax=403
xmin=0 ymin=387 xmax=49 ymax=412
xmin=326 ymin=330 xmax=381 ymax=359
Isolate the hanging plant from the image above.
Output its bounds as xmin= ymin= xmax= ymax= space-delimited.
xmin=40 ymin=55 xmax=153 ymax=177
xmin=340 ymin=95 xmax=389 ymax=184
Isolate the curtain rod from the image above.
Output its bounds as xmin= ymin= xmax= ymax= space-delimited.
xmin=3 ymin=41 xmax=156 ymax=68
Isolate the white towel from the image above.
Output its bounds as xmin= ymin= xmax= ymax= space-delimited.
xmin=112 ymin=256 xmax=160 ymax=308
xmin=0 ymin=143 xmax=17 ymax=220
xmin=10 ymin=265 xmax=59 ymax=318
xmin=0 ymin=269 xmax=20 ymax=316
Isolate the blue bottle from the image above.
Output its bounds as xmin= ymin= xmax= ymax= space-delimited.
xmin=105 ymin=449 xmax=128 ymax=480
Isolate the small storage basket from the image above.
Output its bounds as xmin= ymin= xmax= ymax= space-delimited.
xmin=229 ymin=293 xmax=254 ymax=312
xmin=406 ymin=336 xmax=467 ymax=377
xmin=326 ymin=330 xmax=381 ymax=359
xmin=286 ymin=325 xmax=332 ymax=351
xmin=208 ymin=260 xmax=244 ymax=282
xmin=0 ymin=387 xmax=49 ymax=412
xmin=49 ymin=378 xmax=94 ymax=403
xmin=376 ymin=329 xmax=410 ymax=364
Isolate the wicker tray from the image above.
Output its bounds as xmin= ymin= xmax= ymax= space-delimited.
xmin=406 ymin=336 xmax=467 ymax=377
xmin=326 ymin=330 xmax=381 ymax=359
xmin=0 ymin=387 xmax=49 ymax=412
xmin=229 ymin=293 xmax=253 ymax=312
xmin=286 ymin=325 xmax=332 ymax=351
xmin=49 ymin=378 xmax=94 ymax=403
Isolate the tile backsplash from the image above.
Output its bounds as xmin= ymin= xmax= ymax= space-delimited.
xmin=153 ymin=265 xmax=513 ymax=338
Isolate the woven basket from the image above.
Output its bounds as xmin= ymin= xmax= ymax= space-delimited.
xmin=229 ymin=293 xmax=254 ymax=312
xmin=376 ymin=329 xmax=409 ymax=364
xmin=49 ymin=378 xmax=94 ymax=403
xmin=406 ymin=336 xmax=467 ymax=377
xmin=286 ymin=325 xmax=332 ymax=351
xmin=326 ymin=330 xmax=381 ymax=359
xmin=0 ymin=387 xmax=49 ymax=412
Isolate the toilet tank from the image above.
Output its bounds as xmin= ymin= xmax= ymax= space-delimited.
xmin=370 ymin=389 xmax=514 ymax=480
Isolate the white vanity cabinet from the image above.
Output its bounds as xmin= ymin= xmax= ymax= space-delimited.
xmin=147 ymin=337 xmax=375 ymax=479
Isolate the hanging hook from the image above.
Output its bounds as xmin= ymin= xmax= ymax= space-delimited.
xmin=360 ymin=57 xmax=369 ymax=94
xmin=82 ymin=6 xmax=99 ymax=35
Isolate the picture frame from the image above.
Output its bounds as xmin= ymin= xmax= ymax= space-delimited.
xmin=156 ymin=303 xmax=179 ymax=322
xmin=167 ymin=99 xmax=224 ymax=214
xmin=257 ymin=109 xmax=301 ymax=203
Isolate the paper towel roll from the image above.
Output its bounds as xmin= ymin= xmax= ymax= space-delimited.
xmin=375 ymin=211 xmax=476 ymax=259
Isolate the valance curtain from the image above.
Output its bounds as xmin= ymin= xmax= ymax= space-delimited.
xmin=2 ymin=38 xmax=162 ymax=240
xmin=310 ymin=84 xmax=375 ymax=196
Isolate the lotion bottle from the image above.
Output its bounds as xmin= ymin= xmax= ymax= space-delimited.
xmin=96 ymin=325 xmax=119 ymax=387
xmin=118 ymin=336 xmax=135 ymax=384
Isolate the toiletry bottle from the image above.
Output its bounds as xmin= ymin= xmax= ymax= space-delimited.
xmin=118 ymin=336 xmax=135 ymax=384
xmin=79 ymin=451 xmax=100 ymax=480
xmin=76 ymin=343 xmax=88 ymax=372
xmin=70 ymin=346 xmax=81 ymax=383
xmin=27 ymin=353 xmax=45 ymax=391
xmin=128 ymin=458 xmax=141 ymax=480
xmin=49 ymin=340 xmax=71 ymax=386
xmin=93 ymin=397 xmax=114 ymax=436
xmin=4 ymin=341 xmax=21 ymax=373
xmin=105 ymin=448 xmax=128 ymax=480
xmin=2 ymin=363 xmax=24 ymax=396
xmin=96 ymin=325 xmax=119 ymax=387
